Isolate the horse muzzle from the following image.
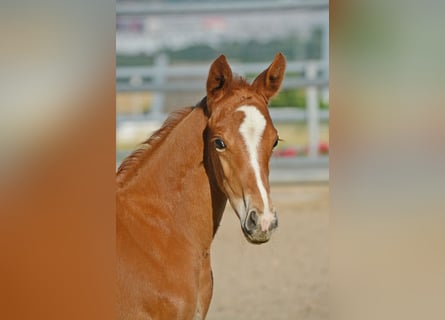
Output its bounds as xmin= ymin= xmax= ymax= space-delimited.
xmin=241 ymin=208 xmax=278 ymax=244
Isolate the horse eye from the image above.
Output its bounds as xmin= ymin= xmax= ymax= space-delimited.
xmin=273 ymin=138 xmax=279 ymax=148
xmin=214 ymin=138 xmax=226 ymax=151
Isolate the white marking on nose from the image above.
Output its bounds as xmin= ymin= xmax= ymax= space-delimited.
xmin=237 ymin=105 xmax=273 ymax=231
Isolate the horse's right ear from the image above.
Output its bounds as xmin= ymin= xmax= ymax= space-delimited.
xmin=206 ymin=55 xmax=233 ymax=109
xmin=252 ymin=52 xmax=286 ymax=100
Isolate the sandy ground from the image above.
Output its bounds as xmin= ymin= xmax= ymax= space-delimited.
xmin=207 ymin=183 xmax=329 ymax=320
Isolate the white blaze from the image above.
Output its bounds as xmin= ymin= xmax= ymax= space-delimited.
xmin=237 ymin=105 xmax=274 ymax=230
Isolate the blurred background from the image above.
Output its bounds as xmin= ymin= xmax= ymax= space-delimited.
xmin=116 ymin=0 xmax=329 ymax=183
xmin=2 ymin=1 xmax=444 ymax=320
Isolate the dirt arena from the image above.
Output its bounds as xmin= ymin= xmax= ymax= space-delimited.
xmin=207 ymin=183 xmax=329 ymax=320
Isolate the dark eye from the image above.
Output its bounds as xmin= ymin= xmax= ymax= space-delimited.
xmin=214 ymin=138 xmax=226 ymax=151
xmin=273 ymin=138 xmax=279 ymax=148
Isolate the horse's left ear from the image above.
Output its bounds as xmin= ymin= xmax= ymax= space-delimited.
xmin=252 ymin=52 xmax=286 ymax=100
xmin=206 ymin=54 xmax=233 ymax=108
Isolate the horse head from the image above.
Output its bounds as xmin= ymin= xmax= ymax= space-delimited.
xmin=205 ymin=53 xmax=286 ymax=244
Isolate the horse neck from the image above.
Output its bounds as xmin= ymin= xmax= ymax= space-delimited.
xmin=118 ymin=106 xmax=227 ymax=248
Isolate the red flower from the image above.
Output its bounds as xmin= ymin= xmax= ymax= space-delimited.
xmin=318 ymin=142 xmax=329 ymax=154
xmin=274 ymin=147 xmax=298 ymax=158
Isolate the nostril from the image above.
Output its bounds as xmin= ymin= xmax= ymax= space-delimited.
xmin=271 ymin=217 xmax=278 ymax=230
xmin=245 ymin=210 xmax=257 ymax=232
xmin=249 ymin=210 xmax=257 ymax=222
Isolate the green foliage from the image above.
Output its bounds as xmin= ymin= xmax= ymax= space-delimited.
xmin=163 ymin=45 xmax=218 ymax=62
xmin=117 ymin=54 xmax=153 ymax=66
xmin=220 ymin=37 xmax=303 ymax=62
xmin=271 ymin=88 xmax=330 ymax=109
xmin=270 ymin=89 xmax=306 ymax=108
xmin=116 ymin=27 xmax=323 ymax=66
xmin=319 ymin=98 xmax=329 ymax=110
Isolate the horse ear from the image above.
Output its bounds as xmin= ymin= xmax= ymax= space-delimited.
xmin=206 ymin=55 xmax=233 ymax=107
xmin=252 ymin=52 xmax=286 ymax=100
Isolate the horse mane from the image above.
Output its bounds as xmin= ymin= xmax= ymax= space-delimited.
xmin=117 ymin=106 xmax=196 ymax=185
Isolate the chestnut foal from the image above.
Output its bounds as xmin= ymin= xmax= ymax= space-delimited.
xmin=117 ymin=53 xmax=286 ymax=319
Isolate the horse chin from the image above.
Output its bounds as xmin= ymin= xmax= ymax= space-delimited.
xmin=241 ymin=227 xmax=271 ymax=245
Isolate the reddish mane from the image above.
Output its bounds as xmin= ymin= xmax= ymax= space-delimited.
xmin=116 ymin=107 xmax=194 ymax=186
